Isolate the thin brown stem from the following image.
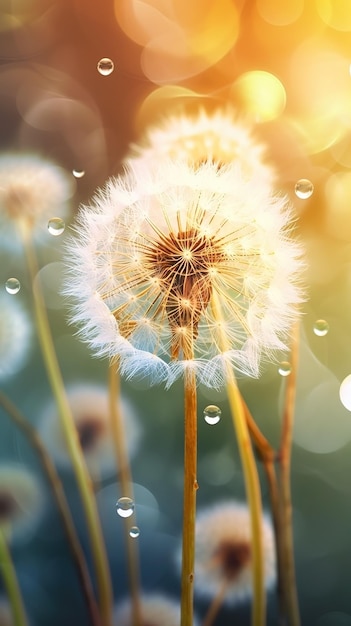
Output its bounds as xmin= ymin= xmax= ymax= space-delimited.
xmin=0 ymin=392 xmax=101 ymax=626
xmin=201 ymin=580 xmax=229 ymax=626
xmin=180 ymin=342 xmax=198 ymax=626
xmin=277 ymin=322 xmax=301 ymax=626
xmin=0 ymin=530 xmax=28 ymax=626
xmin=108 ymin=362 xmax=142 ymax=626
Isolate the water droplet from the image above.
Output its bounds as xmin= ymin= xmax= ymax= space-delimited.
xmin=5 ymin=278 xmax=20 ymax=295
xmin=116 ymin=497 xmax=134 ymax=518
xmin=203 ymin=405 xmax=222 ymax=425
xmin=97 ymin=58 xmax=114 ymax=76
xmin=129 ymin=526 xmax=140 ymax=538
xmin=278 ymin=361 xmax=292 ymax=376
xmin=313 ymin=319 xmax=329 ymax=337
xmin=72 ymin=169 xmax=85 ymax=179
xmin=294 ymin=179 xmax=314 ymax=199
xmin=48 ymin=217 xmax=65 ymax=236
xmin=340 ymin=374 xmax=351 ymax=411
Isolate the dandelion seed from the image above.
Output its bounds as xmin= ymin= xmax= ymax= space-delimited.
xmin=0 ymin=152 xmax=73 ymax=242
xmin=39 ymin=384 xmax=141 ymax=481
xmin=0 ymin=293 xmax=32 ymax=380
xmin=192 ymin=501 xmax=276 ymax=606
xmin=64 ymin=159 xmax=304 ymax=388
xmin=113 ymin=593 xmax=199 ymax=626
xmin=0 ymin=465 xmax=43 ymax=542
xmin=128 ymin=108 xmax=275 ymax=185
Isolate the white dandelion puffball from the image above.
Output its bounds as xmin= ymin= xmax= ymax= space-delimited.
xmin=64 ymin=158 xmax=304 ymax=388
xmin=0 ymin=293 xmax=32 ymax=379
xmin=0 ymin=465 xmax=43 ymax=542
xmin=113 ymin=593 xmax=199 ymax=626
xmin=0 ymin=152 xmax=74 ymax=239
xmin=129 ymin=108 xmax=276 ymax=186
xmin=193 ymin=501 xmax=276 ymax=605
xmin=39 ymin=384 xmax=141 ymax=481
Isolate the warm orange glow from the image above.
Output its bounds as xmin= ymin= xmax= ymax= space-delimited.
xmin=230 ymin=71 xmax=286 ymax=122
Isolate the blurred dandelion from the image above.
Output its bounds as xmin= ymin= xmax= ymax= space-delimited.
xmin=65 ymin=158 xmax=304 ymax=388
xmin=0 ymin=464 xmax=43 ymax=541
xmin=129 ymin=108 xmax=275 ymax=185
xmin=0 ymin=152 xmax=73 ymax=242
xmin=0 ymin=293 xmax=32 ymax=380
xmin=39 ymin=383 xmax=141 ymax=482
xmin=113 ymin=593 xmax=199 ymax=626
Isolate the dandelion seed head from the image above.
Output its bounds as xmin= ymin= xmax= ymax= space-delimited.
xmin=113 ymin=593 xmax=199 ymax=626
xmin=193 ymin=501 xmax=276 ymax=605
xmin=64 ymin=159 xmax=305 ymax=388
xmin=0 ymin=293 xmax=32 ymax=379
xmin=0 ymin=465 xmax=43 ymax=541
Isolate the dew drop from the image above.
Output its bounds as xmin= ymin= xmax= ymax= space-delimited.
xmin=203 ymin=405 xmax=222 ymax=425
xmin=340 ymin=374 xmax=351 ymax=411
xmin=48 ymin=217 xmax=65 ymax=236
xmin=116 ymin=497 xmax=134 ymax=518
xmin=97 ymin=58 xmax=114 ymax=76
xmin=129 ymin=526 xmax=140 ymax=538
xmin=72 ymin=169 xmax=85 ymax=179
xmin=294 ymin=179 xmax=314 ymax=199
xmin=313 ymin=319 xmax=329 ymax=337
xmin=5 ymin=278 xmax=20 ymax=295
xmin=278 ymin=361 xmax=292 ymax=376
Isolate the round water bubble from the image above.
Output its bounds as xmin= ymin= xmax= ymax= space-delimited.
xmin=294 ymin=178 xmax=314 ymax=199
xmin=203 ymin=405 xmax=222 ymax=425
xmin=278 ymin=361 xmax=292 ymax=376
xmin=339 ymin=374 xmax=351 ymax=411
xmin=313 ymin=319 xmax=329 ymax=337
xmin=48 ymin=217 xmax=65 ymax=236
xmin=72 ymin=169 xmax=85 ymax=179
xmin=97 ymin=58 xmax=114 ymax=76
xmin=129 ymin=526 xmax=140 ymax=538
xmin=5 ymin=278 xmax=20 ymax=295
xmin=116 ymin=497 xmax=134 ymax=518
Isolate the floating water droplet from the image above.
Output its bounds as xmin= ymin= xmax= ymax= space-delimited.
xmin=48 ymin=217 xmax=65 ymax=236
xmin=72 ymin=169 xmax=85 ymax=179
xmin=129 ymin=526 xmax=140 ymax=538
xmin=294 ymin=179 xmax=314 ymax=199
xmin=97 ymin=58 xmax=114 ymax=76
xmin=116 ymin=497 xmax=134 ymax=518
xmin=5 ymin=278 xmax=20 ymax=295
xmin=278 ymin=361 xmax=291 ymax=376
xmin=203 ymin=405 xmax=222 ymax=425
xmin=340 ymin=374 xmax=351 ymax=411
xmin=313 ymin=319 xmax=329 ymax=337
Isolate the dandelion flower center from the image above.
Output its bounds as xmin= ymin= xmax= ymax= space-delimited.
xmin=78 ymin=418 xmax=105 ymax=451
xmin=213 ymin=540 xmax=251 ymax=581
xmin=0 ymin=492 xmax=18 ymax=522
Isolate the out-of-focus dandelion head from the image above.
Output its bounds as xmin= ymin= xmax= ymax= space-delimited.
xmin=39 ymin=383 xmax=141 ymax=481
xmin=0 ymin=152 xmax=74 ymax=240
xmin=65 ymin=158 xmax=305 ymax=388
xmin=0 ymin=465 xmax=43 ymax=542
xmin=0 ymin=293 xmax=32 ymax=379
xmin=193 ymin=501 xmax=276 ymax=605
xmin=113 ymin=593 xmax=199 ymax=626
xmin=130 ymin=108 xmax=275 ymax=185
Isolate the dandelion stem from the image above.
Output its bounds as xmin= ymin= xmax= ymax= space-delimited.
xmin=201 ymin=580 xmax=229 ymax=626
xmin=277 ymin=323 xmax=301 ymax=626
xmin=180 ymin=343 xmax=198 ymax=626
xmin=108 ymin=362 xmax=142 ymax=626
xmin=0 ymin=391 xmax=101 ymax=626
xmin=0 ymin=529 xmax=28 ymax=626
xmin=211 ymin=292 xmax=265 ymax=626
xmin=22 ymin=237 xmax=113 ymax=626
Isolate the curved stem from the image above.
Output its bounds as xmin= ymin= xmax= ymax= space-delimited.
xmin=211 ymin=292 xmax=265 ymax=626
xmin=201 ymin=580 xmax=229 ymax=626
xmin=0 ymin=392 xmax=101 ymax=626
xmin=277 ymin=323 xmax=301 ymax=626
xmin=23 ymin=237 xmax=112 ymax=626
xmin=108 ymin=362 xmax=142 ymax=626
xmin=0 ymin=530 xmax=28 ymax=626
xmin=180 ymin=342 xmax=198 ymax=626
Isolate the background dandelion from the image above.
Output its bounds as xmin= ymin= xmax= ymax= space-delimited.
xmin=0 ymin=465 xmax=43 ymax=542
xmin=113 ymin=593 xmax=199 ymax=626
xmin=0 ymin=294 xmax=32 ymax=380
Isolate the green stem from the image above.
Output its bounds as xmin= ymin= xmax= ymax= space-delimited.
xmin=108 ymin=363 xmax=142 ymax=626
xmin=23 ymin=237 xmax=112 ymax=626
xmin=0 ymin=392 xmax=101 ymax=626
xmin=0 ymin=530 xmax=28 ymax=626
xmin=211 ymin=292 xmax=265 ymax=626
xmin=180 ymin=344 xmax=198 ymax=626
